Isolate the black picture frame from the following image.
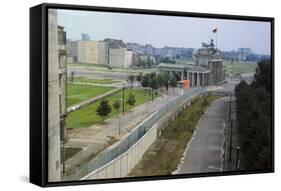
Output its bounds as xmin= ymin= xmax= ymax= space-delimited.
xmin=30 ymin=3 xmax=274 ymax=187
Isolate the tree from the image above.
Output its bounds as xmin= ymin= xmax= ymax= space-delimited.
xmin=126 ymin=93 xmax=136 ymax=109
xmin=127 ymin=74 xmax=135 ymax=87
xmin=136 ymin=72 xmax=144 ymax=83
xmin=252 ymin=60 xmax=272 ymax=92
xmin=234 ymin=60 xmax=272 ymax=170
xmin=96 ymin=99 xmax=112 ymax=123
xmin=141 ymin=73 xmax=151 ymax=88
xmin=113 ymin=99 xmax=121 ymax=115
xmin=169 ymin=75 xmax=177 ymax=87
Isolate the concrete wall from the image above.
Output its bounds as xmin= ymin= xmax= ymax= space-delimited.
xmin=48 ymin=9 xmax=61 ymax=182
xmin=81 ymin=123 xmax=158 ymax=180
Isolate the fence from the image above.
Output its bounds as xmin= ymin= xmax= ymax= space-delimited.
xmin=63 ymin=87 xmax=208 ymax=181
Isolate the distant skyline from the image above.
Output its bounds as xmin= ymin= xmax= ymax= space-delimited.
xmin=57 ymin=9 xmax=271 ymax=55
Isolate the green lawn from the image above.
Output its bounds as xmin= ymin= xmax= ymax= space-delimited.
xmin=67 ymin=84 xmax=115 ymax=107
xmin=223 ymin=61 xmax=257 ymax=75
xmin=67 ymin=88 xmax=153 ymax=129
xmin=69 ymin=77 xmax=120 ymax=84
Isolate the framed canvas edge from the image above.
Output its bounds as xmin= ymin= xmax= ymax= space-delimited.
xmin=29 ymin=3 xmax=275 ymax=188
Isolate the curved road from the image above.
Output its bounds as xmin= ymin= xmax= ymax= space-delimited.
xmin=177 ymin=97 xmax=229 ymax=174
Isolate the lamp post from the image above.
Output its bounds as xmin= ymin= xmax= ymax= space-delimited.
xmin=118 ymin=98 xmax=122 ymax=135
xmin=122 ymin=83 xmax=125 ymax=115
xmin=235 ymin=146 xmax=240 ymax=170
xmin=228 ymin=94 xmax=232 ymax=121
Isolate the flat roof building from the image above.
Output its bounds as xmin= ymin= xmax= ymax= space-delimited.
xmin=109 ymin=48 xmax=133 ymax=68
xmin=77 ymin=40 xmax=108 ymax=65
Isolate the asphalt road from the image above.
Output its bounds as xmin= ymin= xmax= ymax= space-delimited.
xmin=177 ymin=97 xmax=229 ymax=174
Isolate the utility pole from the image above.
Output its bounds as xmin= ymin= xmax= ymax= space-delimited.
xmin=151 ymin=88 xmax=154 ymax=102
xmin=229 ymin=117 xmax=233 ymax=161
xmin=235 ymin=146 xmax=240 ymax=170
xmin=118 ymin=98 xmax=122 ymax=135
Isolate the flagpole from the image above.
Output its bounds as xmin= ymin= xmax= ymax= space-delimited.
xmin=216 ymin=27 xmax=218 ymax=50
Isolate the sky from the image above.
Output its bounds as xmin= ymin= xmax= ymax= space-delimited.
xmin=57 ymin=9 xmax=271 ymax=55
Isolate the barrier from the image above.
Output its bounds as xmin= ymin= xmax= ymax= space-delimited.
xmin=64 ymin=87 xmax=208 ymax=181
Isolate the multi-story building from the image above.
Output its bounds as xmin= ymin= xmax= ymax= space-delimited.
xmin=109 ymin=48 xmax=133 ymax=68
xmin=48 ymin=9 xmax=65 ymax=182
xmin=77 ymin=40 xmax=99 ymax=64
xmin=77 ymin=40 xmax=109 ymax=65
xmin=57 ymin=26 xmax=67 ymax=141
xmin=98 ymin=41 xmax=109 ymax=65
xmin=81 ymin=33 xmax=90 ymax=41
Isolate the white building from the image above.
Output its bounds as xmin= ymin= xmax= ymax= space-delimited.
xmin=77 ymin=40 xmax=109 ymax=65
xmin=109 ymin=48 xmax=133 ymax=68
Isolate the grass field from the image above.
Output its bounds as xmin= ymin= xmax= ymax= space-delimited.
xmin=67 ymin=83 xmax=115 ymax=107
xmin=223 ymin=61 xmax=257 ymax=75
xmin=128 ymin=95 xmax=220 ymax=176
xmin=67 ymin=88 xmax=153 ymax=129
xmin=68 ymin=77 xmax=120 ymax=84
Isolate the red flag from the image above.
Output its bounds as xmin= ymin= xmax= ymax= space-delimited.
xmin=212 ymin=28 xmax=218 ymax=33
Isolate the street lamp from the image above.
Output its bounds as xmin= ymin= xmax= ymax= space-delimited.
xmin=235 ymin=146 xmax=240 ymax=170
xmin=228 ymin=94 xmax=232 ymax=121
xmin=122 ymin=83 xmax=125 ymax=115
xmin=229 ymin=117 xmax=233 ymax=161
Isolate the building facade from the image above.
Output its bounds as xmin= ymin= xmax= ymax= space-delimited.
xmin=109 ymin=48 xmax=133 ymax=68
xmin=77 ymin=40 xmax=99 ymax=64
xmin=48 ymin=9 xmax=61 ymax=182
xmin=57 ymin=26 xmax=67 ymax=141
xmin=77 ymin=40 xmax=109 ymax=65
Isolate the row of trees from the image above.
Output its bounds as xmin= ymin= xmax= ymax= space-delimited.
xmin=234 ymin=60 xmax=272 ymax=170
xmin=96 ymin=93 xmax=136 ymax=122
xmin=127 ymin=72 xmax=178 ymax=100
xmin=136 ymin=56 xmax=158 ymax=68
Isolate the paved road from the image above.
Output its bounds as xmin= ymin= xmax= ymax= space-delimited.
xmin=177 ymin=97 xmax=229 ymax=174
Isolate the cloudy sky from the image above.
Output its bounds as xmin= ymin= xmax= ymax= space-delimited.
xmin=57 ymin=9 xmax=271 ymax=55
